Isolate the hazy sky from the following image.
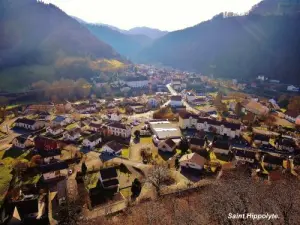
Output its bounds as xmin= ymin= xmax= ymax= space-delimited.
xmin=43 ymin=0 xmax=262 ymax=31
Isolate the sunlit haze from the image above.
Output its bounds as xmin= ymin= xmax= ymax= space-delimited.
xmin=42 ymin=0 xmax=261 ymax=31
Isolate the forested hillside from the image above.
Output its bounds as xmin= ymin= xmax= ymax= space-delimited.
xmin=139 ymin=13 xmax=300 ymax=84
xmin=0 ymin=0 xmax=125 ymax=91
xmin=85 ymin=24 xmax=152 ymax=59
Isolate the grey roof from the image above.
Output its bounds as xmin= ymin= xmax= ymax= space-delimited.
xmin=105 ymin=141 xmax=123 ymax=152
xmin=100 ymin=167 xmax=118 ymax=180
xmin=15 ymin=118 xmax=37 ymax=125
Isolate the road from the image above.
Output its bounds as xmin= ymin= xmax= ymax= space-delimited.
xmin=166 ymin=83 xmax=200 ymax=114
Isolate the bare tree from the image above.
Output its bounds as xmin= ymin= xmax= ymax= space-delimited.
xmin=146 ymin=165 xmax=171 ymax=197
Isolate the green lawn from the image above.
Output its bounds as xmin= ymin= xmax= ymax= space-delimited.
xmin=85 ymin=172 xmax=100 ymax=190
xmin=140 ymin=137 xmax=152 ymax=144
xmin=209 ymin=151 xmax=228 ymax=165
xmin=0 ymin=166 xmax=13 ymax=208
xmin=66 ymin=123 xmax=78 ymax=130
xmin=121 ymin=148 xmax=130 ymax=158
xmin=120 ymin=187 xmax=131 ymax=199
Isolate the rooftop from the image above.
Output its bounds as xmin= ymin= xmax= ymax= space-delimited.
xmin=105 ymin=141 xmax=123 ymax=152
xmin=150 ymin=122 xmax=182 ymax=140
xmin=100 ymin=167 xmax=118 ymax=180
xmin=15 ymin=118 xmax=37 ymax=125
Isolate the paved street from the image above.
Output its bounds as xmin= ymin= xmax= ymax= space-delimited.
xmin=166 ymin=83 xmax=199 ymax=114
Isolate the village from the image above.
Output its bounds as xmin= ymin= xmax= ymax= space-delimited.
xmin=0 ymin=64 xmax=300 ymax=225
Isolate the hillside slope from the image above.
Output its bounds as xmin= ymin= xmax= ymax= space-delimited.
xmin=125 ymin=27 xmax=168 ymax=39
xmin=139 ymin=13 xmax=300 ymax=84
xmin=0 ymin=0 xmax=124 ymax=90
xmin=85 ymin=24 xmax=152 ymax=59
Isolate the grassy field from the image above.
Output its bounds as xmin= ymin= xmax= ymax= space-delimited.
xmin=65 ymin=123 xmax=78 ymax=130
xmin=121 ymin=148 xmax=130 ymax=158
xmin=0 ymin=166 xmax=13 ymax=207
xmin=0 ymin=64 xmax=56 ymax=91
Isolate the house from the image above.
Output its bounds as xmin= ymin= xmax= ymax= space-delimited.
xmin=262 ymin=154 xmax=284 ymax=170
xmin=268 ymin=99 xmax=280 ymax=110
xmin=73 ymin=103 xmax=96 ymax=113
xmin=124 ymin=76 xmax=149 ymax=88
xmin=253 ymin=134 xmax=270 ymax=145
xmin=196 ymin=118 xmax=241 ymax=138
xmin=275 ymin=136 xmax=297 ymax=153
xmin=189 ymin=138 xmax=206 ymax=151
xmin=171 ymin=79 xmax=182 ymax=91
xmin=54 ymin=101 xmax=73 ymax=113
xmin=40 ymin=149 xmax=61 ymax=164
xmin=106 ymin=122 xmax=131 ymax=138
xmin=130 ymin=105 xmax=149 ymax=113
xmin=14 ymin=194 xmax=46 ymax=222
xmin=170 ymin=95 xmax=183 ymax=107
xmin=89 ymin=122 xmax=103 ymax=132
xmin=0 ymin=198 xmax=14 ymax=224
xmin=52 ymin=115 xmax=72 ymax=126
xmin=63 ymin=128 xmax=81 ymax=141
xmin=102 ymin=141 xmax=123 ymax=155
xmin=285 ymin=110 xmax=299 ymax=123
xmin=185 ymin=92 xmax=197 ymax=103
xmin=212 ymin=140 xmax=232 ymax=155
xmin=179 ymin=111 xmax=199 ymax=129
xmin=82 ymin=134 xmax=102 ymax=149
xmin=242 ymin=100 xmax=269 ymax=116
xmin=40 ymin=162 xmax=68 ymax=181
xmin=158 ymin=138 xmax=177 ymax=152
xmin=34 ymin=136 xmax=59 ymax=152
xmin=37 ymin=111 xmax=51 ymax=121
xmin=14 ymin=118 xmax=44 ymax=130
xmin=179 ymin=153 xmax=206 ymax=170
xmin=12 ymin=135 xmax=34 ymax=149
xmin=46 ymin=125 xmax=64 ymax=136
xmin=287 ymin=85 xmax=299 ymax=92
xmin=109 ymin=113 xmax=122 ymax=122
xmin=99 ymin=167 xmax=119 ymax=191
xmin=235 ymin=149 xmax=256 ymax=163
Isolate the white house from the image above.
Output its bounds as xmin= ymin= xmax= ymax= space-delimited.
xmin=109 ymin=113 xmax=122 ymax=122
xmin=82 ymin=134 xmax=102 ymax=149
xmin=102 ymin=141 xmax=123 ymax=155
xmin=170 ymin=95 xmax=183 ymax=107
xmin=287 ymin=85 xmax=299 ymax=92
xmin=12 ymin=135 xmax=34 ymax=149
xmin=235 ymin=150 xmax=256 ymax=163
xmin=179 ymin=113 xmax=241 ymax=138
xmin=40 ymin=162 xmax=68 ymax=181
xmin=179 ymin=112 xmax=198 ymax=129
xmin=179 ymin=153 xmax=206 ymax=170
xmin=46 ymin=125 xmax=64 ymax=136
xmin=73 ymin=103 xmax=96 ymax=114
xmin=125 ymin=76 xmax=149 ymax=88
xmin=14 ymin=118 xmax=44 ymax=130
xmin=106 ymin=122 xmax=131 ymax=138
xmin=158 ymin=138 xmax=177 ymax=152
xmin=63 ymin=128 xmax=81 ymax=141
xmin=196 ymin=118 xmax=241 ymax=138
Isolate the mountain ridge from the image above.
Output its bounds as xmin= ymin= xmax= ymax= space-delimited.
xmin=138 ymin=12 xmax=300 ymax=84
